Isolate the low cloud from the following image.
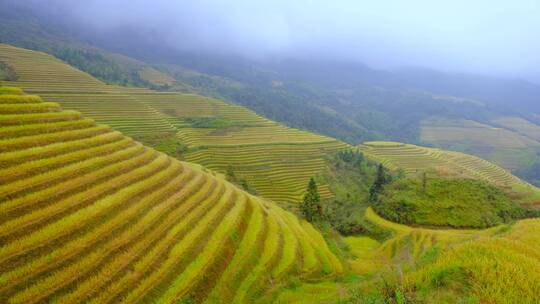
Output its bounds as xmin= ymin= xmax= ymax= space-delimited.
xmin=17 ymin=0 xmax=540 ymax=81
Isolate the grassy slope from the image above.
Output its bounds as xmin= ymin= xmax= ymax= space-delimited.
xmin=358 ymin=141 xmax=540 ymax=205
xmin=420 ymin=117 xmax=540 ymax=186
xmin=405 ymin=218 xmax=540 ymax=304
xmin=0 ymin=87 xmax=343 ymax=303
xmin=0 ymin=61 xmax=16 ymax=81
xmin=362 ymin=208 xmax=540 ymax=304
xmin=374 ymin=177 xmax=532 ymax=228
xmin=0 ymin=6 xmax=176 ymax=89
xmin=2 ymin=42 xmax=536 ymax=302
xmin=274 ymin=208 xmax=540 ymax=304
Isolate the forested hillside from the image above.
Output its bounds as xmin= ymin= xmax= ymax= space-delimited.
xmin=0 ymin=1 xmax=177 ymax=88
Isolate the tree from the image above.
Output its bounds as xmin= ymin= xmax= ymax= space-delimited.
xmin=369 ymin=163 xmax=388 ymax=203
xmin=376 ymin=163 xmax=387 ymax=186
xmin=422 ymin=171 xmax=428 ymax=193
xmin=301 ymin=178 xmax=322 ymax=222
xmin=226 ymin=165 xmax=237 ymax=182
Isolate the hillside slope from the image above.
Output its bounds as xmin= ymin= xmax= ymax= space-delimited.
xmin=419 ymin=117 xmax=540 ymax=185
xmin=358 ymin=141 xmax=540 ymax=204
xmin=403 ymin=215 xmax=540 ymax=303
xmin=274 ymin=207 xmax=540 ymax=303
xmin=0 ymin=87 xmax=342 ymax=303
xmin=3 ymin=2 xmax=540 ymax=187
xmin=365 ymin=208 xmax=540 ymax=303
xmin=0 ymin=44 xmax=348 ymax=204
xmin=0 ymin=2 xmax=178 ymax=88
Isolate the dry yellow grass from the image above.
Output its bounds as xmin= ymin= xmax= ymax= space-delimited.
xmin=406 ymin=218 xmax=540 ymax=304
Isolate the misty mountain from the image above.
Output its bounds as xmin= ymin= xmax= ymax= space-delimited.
xmin=2 ymin=1 xmax=540 ymax=143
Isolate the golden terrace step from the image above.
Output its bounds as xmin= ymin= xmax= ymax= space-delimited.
xmin=0 ymin=76 xmax=345 ymax=301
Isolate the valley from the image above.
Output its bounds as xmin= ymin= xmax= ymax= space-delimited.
xmin=1 ymin=6 xmax=540 ymax=302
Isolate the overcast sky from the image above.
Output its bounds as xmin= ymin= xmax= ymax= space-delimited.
xmin=33 ymin=0 xmax=540 ymax=81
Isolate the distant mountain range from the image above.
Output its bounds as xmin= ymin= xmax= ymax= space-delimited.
xmin=1 ymin=0 xmax=540 ymax=186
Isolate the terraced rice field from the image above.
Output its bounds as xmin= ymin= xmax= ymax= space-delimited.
xmin=0 ymin=44 xmax=172 ymax=137
xmin=272 ymin=207 xmax=540 ymax=303
xmin=404 ymin=215 xmax=540 ymax=304
xmin=0 ymin=44 xmax=348 ymax=204
xmin=420 ymin=118 xmax=539 ymax=149
xmin=0 ymin=88 xmax=343 ymax=303
xmin=358 ymin=141 xmax=540 ymax=203
xmin=131 ymin=92 xmax=348 ymax=203
xmin=420 ymin=117 xmax=540 ymax=172
xmin=0 ymin=45 xmax=149 ymax=94
xmin=38 ymin=93 xmax=175 ymax=136
xmin=492 ymin=116 xmax=540 ymax=142
xmin=334 ymin=207 xmax=504 ymax=279
xmin=363 ymin=207 xmax=498 ymax=263
xmin=186 ymin=142 xmax=345 ymax=202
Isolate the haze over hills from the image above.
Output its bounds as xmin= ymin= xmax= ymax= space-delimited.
xmin=0 ymin=44 xmax=348 ymax=204
xmin=1 ymin=1 xmax=540 ymax=303
xmin=2 ymin=0 xmax=540 ymax=188
xmin=1 ymin=43 xmax=540 ymax=303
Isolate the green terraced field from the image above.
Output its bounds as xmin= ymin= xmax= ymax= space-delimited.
xmin=377 ymin=206 xmax=540 ymax=304
xmin=421 ymin=118 xmax=539 ymax=149
xmin=127 ymin=92 xmax=348 ymax=203
xmin=420 ymin=117 xmax=540 ymax=172
xmin=362 ymin=207 xmax=499 ymax=262
xmin=0 ymin=44 xmax=173 ymax=137
xmin=358 ymin=141 xmax=540 ymax=204
xmin=492 ymin=116 xmax=540 ymax=142
xmin=0 ymin=87 xmax=343 ymax=303
xmin=38 ymin=93 xmax=176 ymax=136
xmin=272 ymin=206 xmax=540 ymax=303
xmin=2 ymin=42 xmax=539 ymax=303
xmin=0 ymin=44 xmax=349 ymax=204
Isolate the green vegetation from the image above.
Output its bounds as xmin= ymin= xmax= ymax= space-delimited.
xmin=318 ymin=151 xmax=383 ymax=237
xmin=301 ymin=178 xmax=322 ymax=222
xmin=359 ymin=141 xmax=540 ymax=204
xmin=4 ymin=4 xmax=540 ymax=190
xmin=273 ymin=207 xmax=540 ymax=303
xmin=3 ymin=43 xmax=540 ymax=303
xmin=0 ymin=86 xmax=22 ymax=95
xmin=403 ymin=218 xmax=540 ymax=304
xmin=420 ymin=117 xmax=540 ymax=179
xmin=0 ymin=6 xmax=175 ymax=89
xmin=156 ymin=57 xmax=503 ymax=146
xmin=516 ymin=160 xmax=540 ymax=188
xmin=54 ymin=47 xmax=152 ymax=87
xmin=0 ymin=86 xmax=343 ymax=303
xmin=0 ymin=60 xmax=16 ymax=80
xmin=369 ymin=163 xmax=391 ymax=203
xmin=155 ymin=59 xmax=540 ymax=189
xmin=225 ymin=165 xmax=257 ymax=195
xmin=374 ymin=177 xmax=535 ymax=228
xmin=135 ymin=132 xmax=188 ymax=159
xmin=184 ymin=116 xmax=238 ymax=128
